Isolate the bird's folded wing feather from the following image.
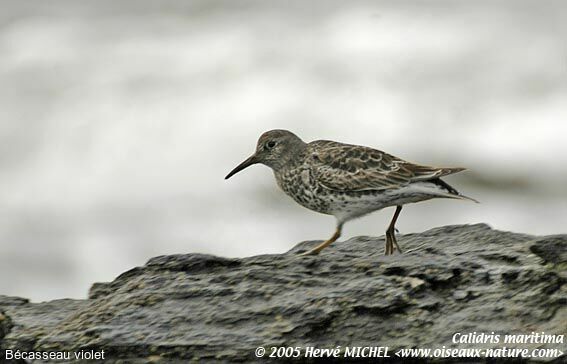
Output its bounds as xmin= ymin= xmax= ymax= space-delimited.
xmin=309 ymin=141 xmax=465 ymax=191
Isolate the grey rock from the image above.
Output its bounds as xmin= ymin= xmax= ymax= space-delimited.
xmin=1 ymin=224 xmax=566 ymax=363
xmin=530 ymin=236 xmax=567 ymax=265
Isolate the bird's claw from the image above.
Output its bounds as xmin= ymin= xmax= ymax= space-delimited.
xmin=299 ymin=249 xmax=320 ymax=256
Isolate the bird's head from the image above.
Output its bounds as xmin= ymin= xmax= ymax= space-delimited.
xmin=225 ymin=129 xmax=305 ymax=179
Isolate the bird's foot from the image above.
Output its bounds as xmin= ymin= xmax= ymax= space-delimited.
xmin=384 ymin=232 xmax=403 ymax=255
xmin=384 ymin=237 xmax=392 ymax=256
xmin=299 ymin=248 xmax=321 ymax=256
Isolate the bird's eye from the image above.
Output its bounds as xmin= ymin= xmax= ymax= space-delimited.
xmin=266 ymin=141 xmax=276 ymax=149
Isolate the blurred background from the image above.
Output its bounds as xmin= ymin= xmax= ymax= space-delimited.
xmin=1 ymin=0 xmax=566 ymax=302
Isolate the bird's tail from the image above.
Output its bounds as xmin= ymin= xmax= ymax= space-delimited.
xmin=445 ymin=192 xmax=479 ymax=203
xmin=430 ymin=178 xmax=479 ymax=203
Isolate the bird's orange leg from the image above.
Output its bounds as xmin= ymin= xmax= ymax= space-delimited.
xmin=300 ymin=224 xmax=343 ymax=256
xmin=384 ymin=205 xmax=403 ymax=255
xmin=385 ymin=233 xmax=392 ymax=255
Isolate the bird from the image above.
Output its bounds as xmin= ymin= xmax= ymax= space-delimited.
xmin=225 ymin=129 xmax=475 ymax=256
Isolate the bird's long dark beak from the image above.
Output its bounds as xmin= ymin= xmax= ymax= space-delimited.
xmin=225 ymin=154 xmax=259 ymax=180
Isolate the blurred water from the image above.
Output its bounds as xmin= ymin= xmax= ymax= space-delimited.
xmin=1 ymin=0 xmax=566 ymax=301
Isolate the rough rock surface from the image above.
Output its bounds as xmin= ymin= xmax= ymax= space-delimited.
xmin=1 ymin=224 xmax=565 ymax=363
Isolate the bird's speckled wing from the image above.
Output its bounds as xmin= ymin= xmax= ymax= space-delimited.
xmin=308 ymin=141 xmax=465 ymax=191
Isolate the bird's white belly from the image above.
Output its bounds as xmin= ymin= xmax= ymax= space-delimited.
xmin=328 ymin=183 xmax=442 ymax=223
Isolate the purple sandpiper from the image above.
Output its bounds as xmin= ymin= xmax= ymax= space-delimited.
xmin=225 ymin=130 xmax=475 ymax=255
